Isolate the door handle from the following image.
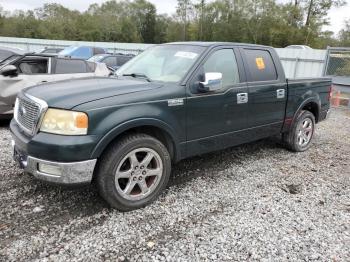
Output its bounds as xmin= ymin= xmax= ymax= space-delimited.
xmin=276 ymin=89 xmax=285 ymax=99
xmin=237 ymin=93 xmax=248 ymax=104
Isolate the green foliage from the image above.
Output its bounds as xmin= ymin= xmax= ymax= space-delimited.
xmin=0 ymin=0 xmax=348 ymax=48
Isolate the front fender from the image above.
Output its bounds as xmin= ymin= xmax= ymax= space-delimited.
xmin=90 ymin=117 xmax=181 ymax=160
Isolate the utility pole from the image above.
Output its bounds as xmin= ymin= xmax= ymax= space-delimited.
xmin=200 ymin=0 xmax=205 ymax=41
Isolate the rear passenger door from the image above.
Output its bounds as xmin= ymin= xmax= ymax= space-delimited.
xmin=240 ymin=47 xmax=287 ymax=136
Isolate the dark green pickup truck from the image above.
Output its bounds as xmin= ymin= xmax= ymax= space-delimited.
xmin=10 ymin=42 xmax=331 ymax=211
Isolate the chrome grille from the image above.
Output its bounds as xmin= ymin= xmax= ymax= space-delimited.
xmin=15 ymin=96 xmax=41 ymax=135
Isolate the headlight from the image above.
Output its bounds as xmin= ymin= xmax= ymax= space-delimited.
xmin=40 ymin=109 xmax=88 ymax=135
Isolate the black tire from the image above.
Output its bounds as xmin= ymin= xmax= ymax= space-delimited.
xmin=96 ymin=133 xmax=171 ymax=211
xmin=283 ymin=110 xmax=316 ymax=152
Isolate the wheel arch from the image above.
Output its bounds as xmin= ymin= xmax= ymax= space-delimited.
xmin=91 ymin=118 xmax=181 ymax=162
xmin=293 ymin=97 xmax=321 ymax=125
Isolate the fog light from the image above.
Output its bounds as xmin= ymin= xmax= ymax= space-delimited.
xmin=38 ymin=163 xmax=62 ymax=176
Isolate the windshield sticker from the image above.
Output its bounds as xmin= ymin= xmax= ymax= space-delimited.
xmin=256 ymin=57 xmax=265 ymax=70
xmin=174 ymin=51 xmax=198 ymax=59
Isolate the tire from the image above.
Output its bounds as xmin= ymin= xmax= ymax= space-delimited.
xmin=283 ymin=110 xmax=316 ymax=152
xmin=96 ymin=133 xmax=171 ymax=211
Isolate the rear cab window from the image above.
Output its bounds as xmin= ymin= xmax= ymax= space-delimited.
xmin=242 ymin=49 xmax=278 ymax=82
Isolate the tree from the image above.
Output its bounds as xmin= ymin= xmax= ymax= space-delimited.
xmin=338 ymin=19 xmax=350 ymax=47
xmin=176 ymin=0 xmax=193 ymax=40
xmin=0 ymin=0 xmax=346 ymax=48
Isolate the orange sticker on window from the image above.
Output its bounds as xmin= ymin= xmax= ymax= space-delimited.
xmin=256 ymin=57 xmax=265 ymax=70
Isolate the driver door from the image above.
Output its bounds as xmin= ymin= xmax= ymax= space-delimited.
xmin=185 ymin=47 xmax=249 ymax=157
xmin=0 ymin=57 xmax=51 ymax=114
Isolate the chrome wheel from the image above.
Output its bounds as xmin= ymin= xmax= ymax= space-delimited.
xmin=297 ymin=118 xmax=313 ymax=147
xmin=115 ymin=147 xmax=163 ymax=201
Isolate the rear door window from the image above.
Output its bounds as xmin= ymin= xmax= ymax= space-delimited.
xmin=243 ymin=49 xmax=277 ymax=82
xmin=54 ymin=59 xmax=88 ymax=74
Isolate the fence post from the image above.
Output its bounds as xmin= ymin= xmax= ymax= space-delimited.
xmin=293 ymin=58 xmax=299 ymax=78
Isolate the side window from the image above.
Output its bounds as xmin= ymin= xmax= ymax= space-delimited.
xmin=103 ymin=56 xmax=117 ymax=67
xmin=86 ymin=61 xmax=96 ymax=72
xmin=243 ymin=49 xmax=277 ymax=82
xmin=203 ymin=49 xmax=240 ymax=87
xmin=117 ymin=56 xmax=131 ymax=66
xmin=55 ymin=59 xmax=88 ymax=74
xmin=18 ymin=59 xmax=48 ymax=74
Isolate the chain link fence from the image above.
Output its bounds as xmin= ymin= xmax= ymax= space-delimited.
xmin=324 ymin=48 xmax=350 ymax=76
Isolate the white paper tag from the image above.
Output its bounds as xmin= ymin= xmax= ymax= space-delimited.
xmin=174 ymin=51 xmax=198 ymax=59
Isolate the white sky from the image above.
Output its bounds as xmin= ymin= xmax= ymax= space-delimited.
xmin=0 ymin=0 xmax=349 ymax=34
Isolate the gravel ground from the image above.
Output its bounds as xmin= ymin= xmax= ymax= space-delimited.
xmin=0 ymin=108 xmax=349 ymax=262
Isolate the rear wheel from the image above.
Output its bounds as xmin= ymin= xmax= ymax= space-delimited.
xmin=283 ymin=110 xmax=316 ymax=152
xmin=96 ymin=134 xmax=171 ymax=211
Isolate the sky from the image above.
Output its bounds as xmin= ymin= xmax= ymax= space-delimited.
xmin=0 ymin=0 xmax=349 ymax=34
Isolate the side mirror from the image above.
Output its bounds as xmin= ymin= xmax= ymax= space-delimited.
xmin=199 ymin=72 xmax=223 ymax=92
xmin=0 ymin=65 xmax=18 ymax=77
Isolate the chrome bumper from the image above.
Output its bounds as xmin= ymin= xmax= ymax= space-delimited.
xmin=12 ymin=140 xmax=97 ymax=185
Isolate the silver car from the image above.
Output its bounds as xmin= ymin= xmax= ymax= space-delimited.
xmin=0 ymin=54 xmax=110 ymax=118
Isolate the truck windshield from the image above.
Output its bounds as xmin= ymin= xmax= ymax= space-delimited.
xmin=117 ymin=45 xmax=205 ymax=83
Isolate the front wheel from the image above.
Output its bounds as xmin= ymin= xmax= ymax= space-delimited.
xmin=283 ymin=110 xmax=316 ymax=152
xmin=96 ymin=134 xmax=171 ymax=211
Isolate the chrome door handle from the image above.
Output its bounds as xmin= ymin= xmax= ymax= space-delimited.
xmin=277 ymin=89 xmax=285 ymax=99
xmin=237 ymin=93 xmax=248 ymax=104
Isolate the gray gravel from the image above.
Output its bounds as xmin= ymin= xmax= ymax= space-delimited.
xmin=0 ymin=108 xmax=349 ymax=262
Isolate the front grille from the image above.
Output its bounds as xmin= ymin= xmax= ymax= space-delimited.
xmin=16 ymin=96 xmax=41 ymax=135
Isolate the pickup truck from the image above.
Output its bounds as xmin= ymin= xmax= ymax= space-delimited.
xmin=10 ymin=42 xmax=331 ymax=211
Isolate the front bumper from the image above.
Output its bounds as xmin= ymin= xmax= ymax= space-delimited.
xmin=12 ymin=140 xmax=97 ymax=185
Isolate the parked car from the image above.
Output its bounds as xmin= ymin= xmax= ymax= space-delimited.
xmin=88 ymin=53 xmax=135 ymax=71
xmin=0 ymin=54 xmax=110 ymax=118
xmin=10 ymin=42 xmax=331 ymax=211
xmin=0 ymin=46 xmax=25 ymax=63
xmin=285 ymin=45 xmax=312 ymax=50
xmin=59 ymin=46 xmax=107 ymax=60
xmin=40 ymin=47 xmax=64 ymax=55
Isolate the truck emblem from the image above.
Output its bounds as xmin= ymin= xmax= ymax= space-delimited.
xmin=168 ymin=99 xmax=184 ymax=107
xmin=19 ymin=105 xmax=26 ymax=117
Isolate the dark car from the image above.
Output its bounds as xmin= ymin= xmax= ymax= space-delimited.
xmin=59 ymin=46 xmax=107 ymax=60
xmin=10 ymin=42 xmax=331 ymax=211
xmin=88 ymin=53 xmax=135 ymax=71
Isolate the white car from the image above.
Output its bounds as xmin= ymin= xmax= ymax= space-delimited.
xmin=0 ymin=54 xmax=110 ymax=118
xmin=285 ymin=45 xmax=312 ymax=50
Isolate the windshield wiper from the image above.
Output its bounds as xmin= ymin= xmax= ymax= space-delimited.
xmin=122 ymin=73 xmax=152 ymax=82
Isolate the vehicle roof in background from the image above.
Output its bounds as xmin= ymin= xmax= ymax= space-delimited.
xmin=0 ymin=46 xmax=26 ymax=55
xmin=165 ymin=41 xmax=270 ymax=49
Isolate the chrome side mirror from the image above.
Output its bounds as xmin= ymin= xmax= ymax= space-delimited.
xmin=0 ymin=65 xmax=18 ymax=77
xmin=199 ymin=72 xmax=223 ymax=92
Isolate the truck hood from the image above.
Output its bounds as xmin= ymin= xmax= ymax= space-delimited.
xmin=24 ymin=77 xmax=162 ymax=109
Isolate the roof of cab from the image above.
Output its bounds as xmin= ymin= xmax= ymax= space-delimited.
xmin=165 ymin=41 xmax=269 ymax=49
